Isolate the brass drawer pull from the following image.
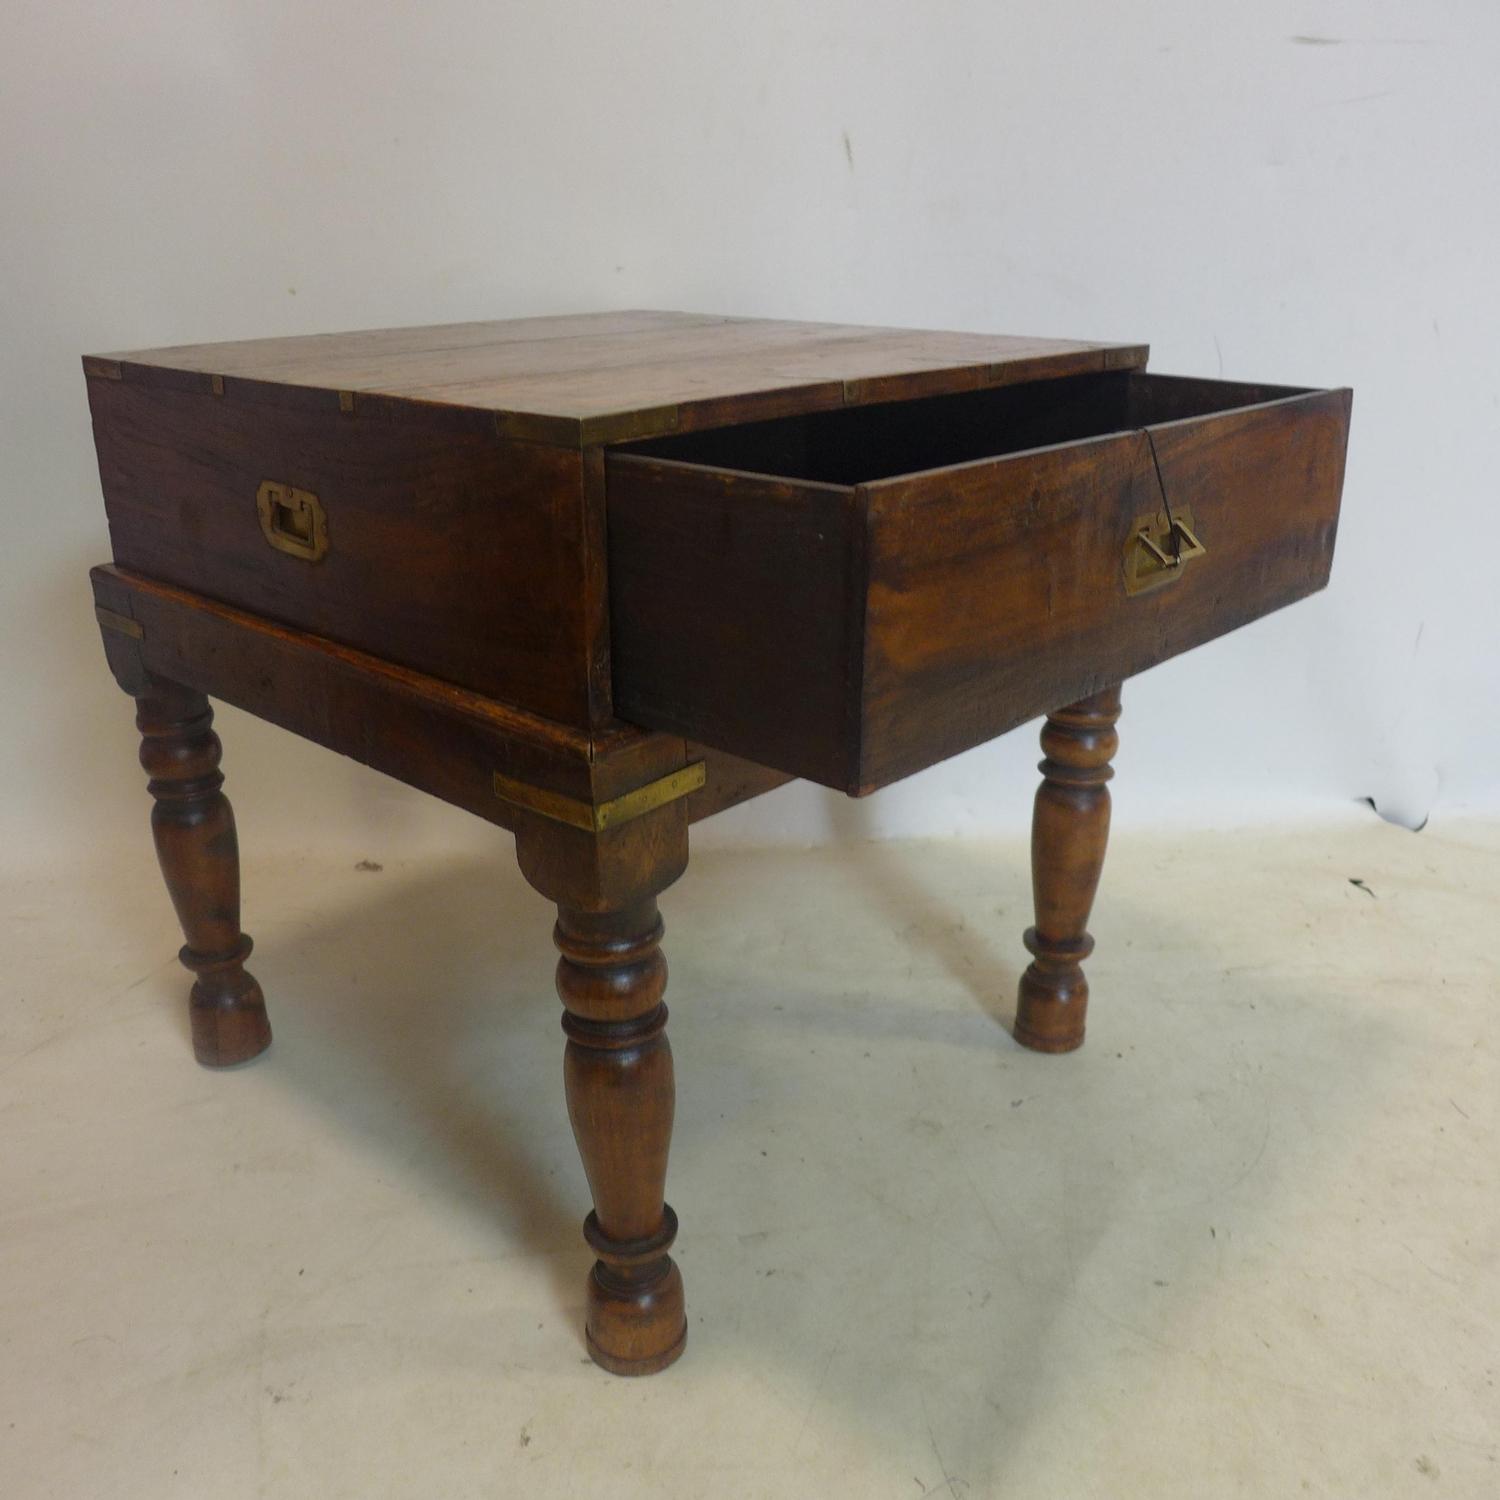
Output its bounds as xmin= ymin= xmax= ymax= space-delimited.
xmin=256 ymin=481 xmax=328 ymax=562
xmin=1125 ymin=427 xmax=1206 ymax=595
xmin=1124 ymin=506 xmax=1205 ymax=596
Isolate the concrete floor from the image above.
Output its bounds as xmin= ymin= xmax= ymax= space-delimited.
xmin=3 ymin=818 xmax=1496 ymax=1498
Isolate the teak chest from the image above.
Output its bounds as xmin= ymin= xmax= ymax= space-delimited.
xmin=84 ymin=310 xmax=1351 ymax=1374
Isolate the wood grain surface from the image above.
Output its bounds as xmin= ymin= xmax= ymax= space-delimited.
xmin=87 ymin=310 xmax=1147 ymax=445
xmin=87 ymin=377 xmax=606 ymax=723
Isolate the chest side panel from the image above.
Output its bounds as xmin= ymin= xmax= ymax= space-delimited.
xmin=87 ymin=375 xmax=601 ymax=724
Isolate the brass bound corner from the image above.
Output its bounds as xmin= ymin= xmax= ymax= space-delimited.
xmin=492 ymin=762 xmax=707 ymax=833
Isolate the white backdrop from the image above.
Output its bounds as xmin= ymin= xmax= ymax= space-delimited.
xmin=3 ymin=0 xmax=1497 ymax=867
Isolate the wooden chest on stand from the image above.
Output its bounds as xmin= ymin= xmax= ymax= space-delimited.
xmin=85 ymin=310 xmax=1350 ymax=1374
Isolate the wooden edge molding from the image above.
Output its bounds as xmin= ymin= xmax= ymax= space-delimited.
xmin=87 ymin=565 xmax=790 ymax=831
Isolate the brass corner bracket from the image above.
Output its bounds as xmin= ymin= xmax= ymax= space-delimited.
xmin=493 ymin=762 xmax=706 ymax=833
xmin=95 ymin=605 xmax=143 ymax=639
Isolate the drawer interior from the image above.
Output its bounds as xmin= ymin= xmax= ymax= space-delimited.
xmin=620 ymin=371 xmax=1310 ymax=486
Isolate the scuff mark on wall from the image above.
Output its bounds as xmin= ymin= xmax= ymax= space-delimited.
xmin=1291 ymin=34 xmax=1437 ymax=46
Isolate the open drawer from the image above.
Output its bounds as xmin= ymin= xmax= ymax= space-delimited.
xmin=605 ymin=371 xmax=1352 ymax=794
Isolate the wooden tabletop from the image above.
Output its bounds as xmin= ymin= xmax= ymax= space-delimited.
xmin=87 ymin=310 xmax=1148 ymax=446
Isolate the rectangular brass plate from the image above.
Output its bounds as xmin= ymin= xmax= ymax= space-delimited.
xmin=95 ymin=605 xmax=143 ymax=638
xmin=492 ymin=762 xmax=706 ymax=832
xmin=256 ymin=480 xmax=329 ymax=562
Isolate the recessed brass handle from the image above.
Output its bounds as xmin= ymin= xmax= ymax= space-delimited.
xmin=1123 ymin=505 xmax=1205 ymax=596
xmin=256 ymin=480 xmax=328 ymax=562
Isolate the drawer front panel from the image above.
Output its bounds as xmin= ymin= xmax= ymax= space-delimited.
xmin=606 ymin=458 xmax=861 ymax=785
xmin=858 ymin=386 xmax=1351 ymax=789
xmin=88 ymin=378 xmax=602 ymax=723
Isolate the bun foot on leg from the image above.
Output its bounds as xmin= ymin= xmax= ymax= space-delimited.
xmin=183 ymin=937 xmax=272 ymax=1068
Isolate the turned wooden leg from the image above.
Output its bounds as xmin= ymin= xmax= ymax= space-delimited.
xmin=136 ymin=680 xmax=270 ymax=1068
xmin=1014 ymin=684 xmax=1122 ymax=1054
xmin=555 ymin=899 xmax=686 ymax=1375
